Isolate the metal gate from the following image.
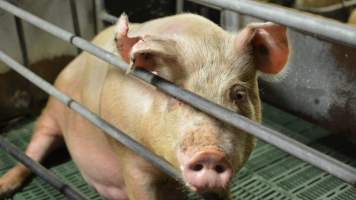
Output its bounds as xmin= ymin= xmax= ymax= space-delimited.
xmin=0 ymin=0 xmax=356 ymax=199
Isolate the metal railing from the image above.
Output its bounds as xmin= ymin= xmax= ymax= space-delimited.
xmin=187 ymin=0 xmax=356 ymax=48
xmin=1 ymin=0 xmax=356 ymax=199
xmin=0 ymin=135 xmax=87 ymax=200
xmin=102 ymin=0 xmax=356 ymax=47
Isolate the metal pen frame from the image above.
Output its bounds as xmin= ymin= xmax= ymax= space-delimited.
xmin=1 ymin=0 xmax=356 ymax=199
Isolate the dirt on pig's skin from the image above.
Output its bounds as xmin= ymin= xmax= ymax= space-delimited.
xmin=0 ymin=13 xmax=289 ymax=200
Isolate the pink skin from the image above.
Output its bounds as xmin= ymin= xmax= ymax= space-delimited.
xmin=180 ymin=149 xmax=233 ymax=193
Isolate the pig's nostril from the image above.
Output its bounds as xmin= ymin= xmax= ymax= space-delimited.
xmin=214 ymin=165 xmax=225 ymax=173
xmin=191 ymin=164 xmax=204 ymax=171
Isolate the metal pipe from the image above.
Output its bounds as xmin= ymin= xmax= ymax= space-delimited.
xmin=100 ymin=11 xmax=117 ymax=24
xmin=176 ymin=0 xmax=184 ymax=13
xmin=91 ymin=0 xmax=98 ymax=34
xmin=187 ymin=0 xmax=356 ymax=48
xmin=0 ymin=135 xmax=87 ymax=200
xmin=1 ymin=0 xmax=356 ymax=186
xmin=94 ymin=0 xmax=105 ymax=32
xmin=68 ymin=0 xmax=81 ymax=54
xmin=220 ymin=10 xmax=241 ymax=32
xmin=0 ymin=49 xmax=182 ymax=183
xmin=14 ymin=16 xmax=28 ymax=67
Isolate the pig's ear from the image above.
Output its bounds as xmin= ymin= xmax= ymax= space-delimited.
xmin=115 ymin=13 xmax=179 ymax=73
xmin=235 ymin=22 xmax=289 ymax=81
xmin=115 ymin=14 xmax=139 ymax=64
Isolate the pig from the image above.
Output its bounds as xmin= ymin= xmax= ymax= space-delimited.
xmin=0 ymin=13 xmax=289 ymax=200
xmin=348 ymin=9 xmax=356 ymax=26
xmin=295 ymin=0 xmax=342 ymax=8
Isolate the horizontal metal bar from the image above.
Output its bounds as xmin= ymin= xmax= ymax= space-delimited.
xmin=0 ymin=135 xmax=87 ymax=200
xmin=188 ymin=0 xmax=356 ymax=48
xmin=1 ymin=0 xmax=356 ymax=187
xmin=0 ymin=49 xmax=181 ymax=182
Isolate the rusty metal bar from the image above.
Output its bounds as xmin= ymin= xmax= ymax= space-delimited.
xmin=1 ymin=0 xmax=356 ymax=188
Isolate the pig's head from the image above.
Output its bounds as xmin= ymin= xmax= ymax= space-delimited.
xmin=115 ymin=14 xmax=289 ymax=198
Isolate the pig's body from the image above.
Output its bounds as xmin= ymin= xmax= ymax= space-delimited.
xmin=0 ymin=14 xmax=289 ymax=200
xmin=349 ymin=9 xmax=356 ymax=26
xmin=295 ymin=0 xmax=342 ymax=8
xmin=50 ymin=24 xmax=186 ymax=199
xmin=30 ymin=26 xmax=128 ymax=199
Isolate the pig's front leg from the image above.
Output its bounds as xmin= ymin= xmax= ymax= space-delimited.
xmin=121 ymin=150 xmax=184 ymax=200
xmin=0 ymin=109 xmax=62 ymax=198
xmin=122 ymin=152 xmax=162 ymax=200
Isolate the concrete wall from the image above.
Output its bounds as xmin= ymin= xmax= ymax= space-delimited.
xmin=0 ymin=0 xmax=95 ymax=122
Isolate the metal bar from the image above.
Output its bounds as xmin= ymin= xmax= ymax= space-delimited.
xmin=14 ymin=16 xmax=29 ymax=67
xmin=1 ymin=0 xmax=356 ymax=186
xmin=100 ymin=11 xmax=117 ymax=24
xmin=187 ymin=0 xmax=356 ymax=48
xmin=0 ymin=49 xmax=181 ymax=183
xmin=176 ymin=0 xmax=184 ymax=13
xmin=91 ymin=0 xmax=98 ymax=34
xmin=94 ymin=0 xmax=105 ymax=32
xmin=68 ymin=0 xmax=81 ymax=54
xmin=0 ymin=135 xmax=86 ymax=200
xmin=220 ymin=10 xmax=240 ymax=31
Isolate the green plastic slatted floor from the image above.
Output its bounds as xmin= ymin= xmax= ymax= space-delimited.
xmin=1 ymin=103 xmax=356 ymax=200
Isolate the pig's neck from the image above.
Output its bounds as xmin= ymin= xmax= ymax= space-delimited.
xmin=100 ymin=68 xmax=181 ymax=169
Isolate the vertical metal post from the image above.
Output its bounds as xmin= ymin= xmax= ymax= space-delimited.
xmin=12 ymin=0 xmax=29 ymax=67
xmin=176 ymin=0 xmax=184 ymax=13
xmin=92 ymin=0 xmax=98 ymax=34
xmin=220 ymin=9 xmax=241 ymax=31
xmin=94 ymin=0 xmax=105 ymax=32
xmin=68 ymin=0 xmax=81 ymax=54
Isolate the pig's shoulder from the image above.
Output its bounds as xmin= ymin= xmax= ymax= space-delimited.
xmin=54 ymin=26 xmax=116 ymax=110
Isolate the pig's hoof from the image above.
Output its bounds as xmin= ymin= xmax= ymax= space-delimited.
xmin=0 ymin=175 xmax=22 ymax=198
xmin=0 ymin=183 xmax=15 ymax=198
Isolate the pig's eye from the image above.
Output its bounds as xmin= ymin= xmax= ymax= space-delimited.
xmin=230 ymin=84 xmax=246 ymax=102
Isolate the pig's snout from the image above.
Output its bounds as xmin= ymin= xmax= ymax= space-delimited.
xmin=182 ymin=150 xmax=233 ymax=193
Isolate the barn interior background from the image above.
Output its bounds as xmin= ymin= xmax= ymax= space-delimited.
xmin=1 ymin=0 xmax=356 ymax=199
